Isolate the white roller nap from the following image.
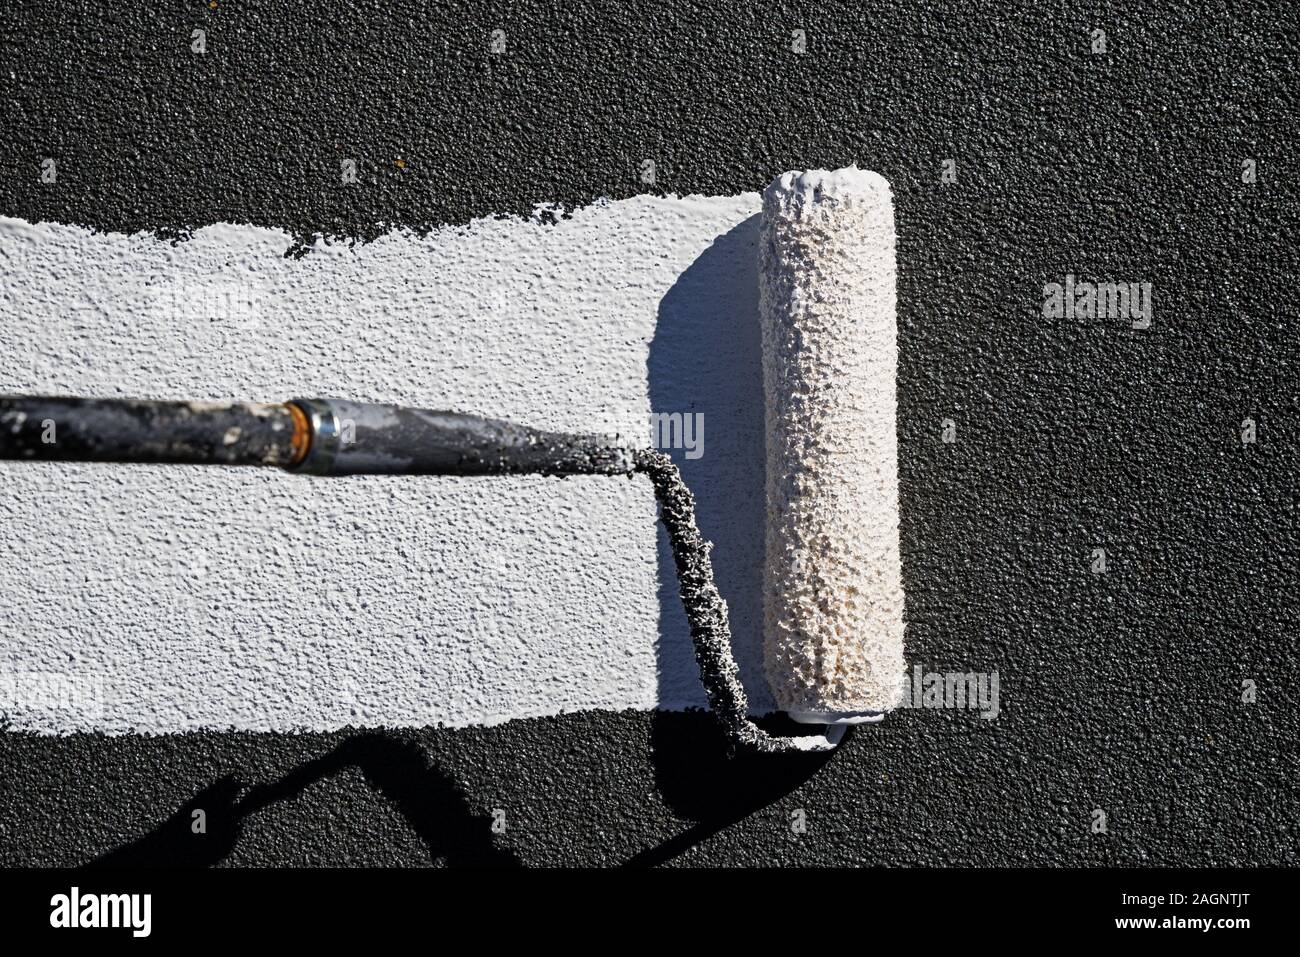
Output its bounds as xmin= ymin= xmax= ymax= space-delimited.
xmin=759 ymin=167 xmax=906 ymax=720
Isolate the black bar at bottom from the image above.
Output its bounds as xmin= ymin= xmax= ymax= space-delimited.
xmin=0 ymin=866 xmax=1279 ymax=942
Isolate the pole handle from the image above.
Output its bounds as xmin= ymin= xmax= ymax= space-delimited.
xmin=0 ymin=395 xmax=633 ymax=477
xmin=0 ymin=396 xmax=305 ymax=468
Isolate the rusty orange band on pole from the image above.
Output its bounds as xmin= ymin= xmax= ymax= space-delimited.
xmin=286 ymin=401 xmax=312 ymax=468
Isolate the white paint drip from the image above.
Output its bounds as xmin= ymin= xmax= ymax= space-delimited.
xmin=0 ymin=193 xmax=778 ymax=734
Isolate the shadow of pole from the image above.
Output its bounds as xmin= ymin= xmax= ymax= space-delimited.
xmin=86 ymin=731 xmax=518 ymax=868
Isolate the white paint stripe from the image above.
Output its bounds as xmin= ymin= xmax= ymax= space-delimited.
xmin=0 ymin=194 xmax=772 ymax=733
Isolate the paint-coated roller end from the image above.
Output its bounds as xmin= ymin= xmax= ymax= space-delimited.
xmin=787 ymin=711 xmax=886 ymax=726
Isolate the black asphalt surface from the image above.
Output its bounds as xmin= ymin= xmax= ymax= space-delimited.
xmin=1 ymin=1 xmax=1295 ymax=866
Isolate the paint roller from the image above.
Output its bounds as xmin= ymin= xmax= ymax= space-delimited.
xmin=760 ymin=166 xmax=906 ymax=729
xmin=0 ymin=165 xmax=903 ymax=753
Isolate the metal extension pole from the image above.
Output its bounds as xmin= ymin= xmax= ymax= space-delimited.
xmin=0 ymin=396 xmax=634 ymax=477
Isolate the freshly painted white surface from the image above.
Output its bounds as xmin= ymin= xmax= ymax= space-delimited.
xmin=0 ymin=193 xmax=776 ymax=733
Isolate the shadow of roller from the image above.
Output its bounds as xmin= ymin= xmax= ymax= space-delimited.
xmin=626 ymin=713 xmax=849 ymax=868
xmin=634 ymin=214 xmax=845 ymax=866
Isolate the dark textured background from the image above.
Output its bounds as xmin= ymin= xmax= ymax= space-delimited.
xmin=1 ymin=0 xmax=1295 ymax=866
